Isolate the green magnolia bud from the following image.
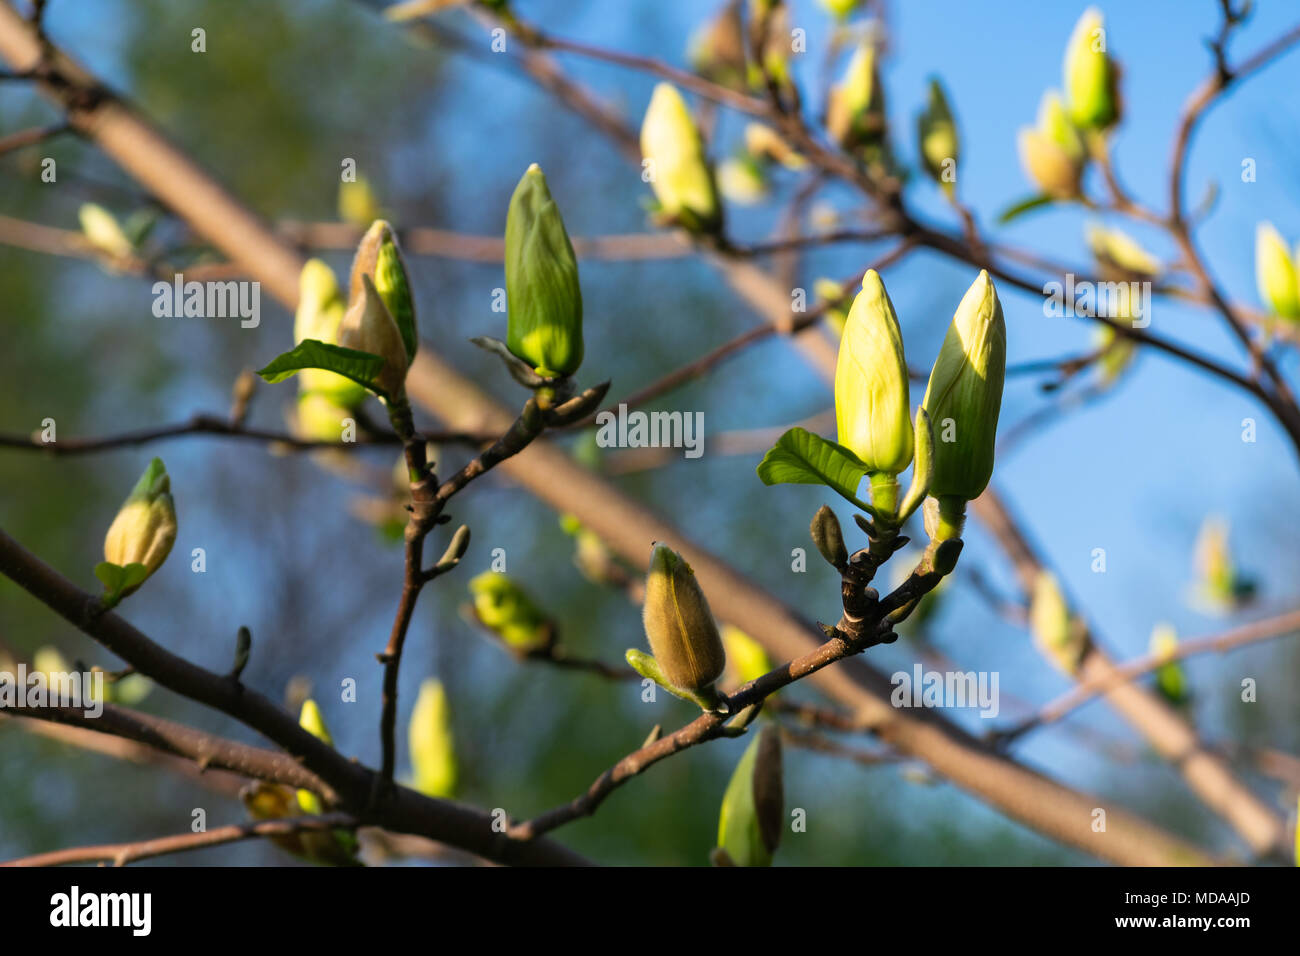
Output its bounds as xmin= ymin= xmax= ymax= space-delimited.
xmin=1255 ymin=222 xmax=1300 ymax=320
xmin=641 ymin=83 xmax=721 ymax=233
xmin=103 ymin=457 xmax=177 ymax=592
xmin=827 ymin=41 xmax=885 ymax=152
xmin=834 ymin=269 xmax=913 ymax=477
xmin=78 ymin=203 xmax=133 ymax=259
xmin=917 ymin=77 xmax=959 ymax=187
xmin=295 ymin=259 xmax=367 ymax=406
xmin=1017 ymin=91 xmax=1085 ymax=198
xmin=338 ymin=274 xmax=410 ymax=399
xmin=468 ymin=571 xmax=551 ymax=651
xmin=348 ymin=220 xmax=417 ymax=360
xmin=504 ymin=164 xmax=584 ymax=378
xmin=409 ymin=678 xmax=458 ymax=799
xmin=338 ymin=175 xmax=381 ymax=227
xmin=1063 ymin=7 xmax=1119 ymax=131
xmin=1192 ymin=515 xmax=1254 ymax=611
xmin=1149 ymin=623 xmax=1187 ymax=706
xmin=720 ymin=624 xmax=773 ymax=689
xmin=641 ymin=543 xmax=726 ymax=694
xmin=920 ymin=270 xmax=1006 ymax=501
xmin=715 ymin=725 xmax=783 ymax=867
xmin=297 ymin=698 xmax=332 ymax=815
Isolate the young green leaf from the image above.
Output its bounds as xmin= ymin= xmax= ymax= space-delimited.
xmin=756 ymin=427 xmax=872 ymax=512
xmin=256 ymin=340 xmax=386 ymax=394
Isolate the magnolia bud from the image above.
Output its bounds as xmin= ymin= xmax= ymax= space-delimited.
xmin=827 ymin=41 xmax=885 ymax=152
xmin=295 ymin=259 xmax=366 ymax=406
xmin=103 ymin=457 xmax=177 ymax=593
xmin=78 ymin=203 xmax=133 ymax=259
xmin=348 ymin=221 xmax=417 ymax=360
xmin=687 ymin=0 xmax=747 ymax=91
xmin=296 ymin=698 xmax=332 ymax=815
xmin=715 ymin=725 xmax=783 ymax=867
xmin=469 ymin=571 xmax=551 ymax=652
xmin=641 ymin=83 xmax=721 ymax=233
xmin=743 ymin=123 xmax=806 ymax=170
xmin=1030 ymin=571 xmax=1083 ymax=675
xmin=1063 ymin=7 xmax=1119 ymax=131
xmin=834 ymin=270 xmax=913 ymax=478
xmin=720 ymin=625 xmax=773 ymax=689
xmin=1254 ymin=222 xmax=1300 ymax=321
xmin=1085 ymin=223 xmax=1160 ymax=279
xmin=1017 ymin=92 xmax=1085 ymax=198
xmin=641 ymin=543 xmax=726 ymax=694
xmin=817 ymin=0 xmax=862 ymax=21
xmin=809 ymin=504 xmax=848 ymax=569
xmin=917 ymin=77 xmax=959 ymax=186
xmin=1192 ymin=515 xmax=1255 ymax=611
xmin=717 ymin=156 xmax=770 ymax=205
xmin=338 ymin=175 xmax=381 ymax=227
xmin=1149 ymin=623 xmax=1187 ymax=706
xmin=409 ymin=678 xmax=458 ymax=799
xmin=338 ymin=274 xmax=410 ymax=399
xmin=504 ymin=164 xmax=584 ymax=378
xmin=920 ymin=270 xmax=1006 ymax=501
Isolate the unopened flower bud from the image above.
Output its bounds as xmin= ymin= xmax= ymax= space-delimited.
xmin=917 ymin=77 xmax=959 ymax=187
xmin=1085 ymin=223 xmax=1160 ymax=279
xmin=721 ymin=625 xmax=773 ymax=689
xmin=743 ymin=123 xmax=806 ymax=170
xmin=1149 ymin=623 xmax=1187 ymax=705
xmin=1063 ymin=7 xmax=1120 ymax=131
xmin=504 ymin=164 xmax=584 ymax=378
xmin=469 ymin=571 xmax=552 ymax=652
xmin=338 ymin=274 xmax=410 ymax=399
xmin=834 ymin=269 xmax=913 ymax=478
xmin=1030 ymin=571 xmax=1083 ymax=674
xmin=409 ymin=678 xmax=458 ymax=798
xmin=827 ymin=41 xmax=885 ymax=152
xmin=920 ymin=270 xmax=1006 ymax=501
xmin=641 ymin=83 xmax=721 ymax=233
xmin=1254 ymin=222 xmax=1300 ymax=321
xmin=717 ymin=156 xmax=769 ymax=205
xmin=348 ymin=220 xmax=417 ymax=360
xmin=338 ymin=175 xmax=381 ymax=227
xmin=687 ymin=1 xmax=747 ymax=91
xmin=715 ymin=724 xmax=783 ymax=867
xmin=1017 ymin=92 xmax=1086 ymax=198
xmin=296 ymin=698 xmax=332 ymax=815
xmin=1192 ymin=515 xmax=1255 ymax=611
xmin=809 ymin=503 xmax=848 ymax=569
xmin=295 ymin=259 xmax=366 ymax=406
xmin=641 ymin=543 xmax=726 ymax=695
xmin=78 ymin=203 xmax=133 ymax=259
xmin=103 ymin=457 xmax=177 ymax=592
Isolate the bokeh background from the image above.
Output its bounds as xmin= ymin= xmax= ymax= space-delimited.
xmin=2 ymin=0 xmax=1299 ymax=865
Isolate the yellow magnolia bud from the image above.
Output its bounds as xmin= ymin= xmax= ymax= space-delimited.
xmin=296 ymin=698 xmax=333 ymax=815
xmin=78 ymin=203 xmax=133 ymax=259
xmin=715 ymin=725 xmax=782 ymax=867
xmin=338 ymin=175 xmax=381 ymax=227
xmin=827 ymin=41 xmax=885 ymax=152
xmin=817 ymin=0 xmax=861 ymax=21
xmin=1030 ymin=571 xmax=1083 ymax=674
xmin=1192 ymin=515 xmax=1254 ymax=611
xmin=32 ymin=646 xmax=72 ymax=680
xmin=641 ymin=83 xmax=721 ymax=233
xmin=295 ymin=259 xmax=367 ymax=406
xmin=409 ymin=678 xmax=458 ymax=799
xmin=1086 ymin=223 xmax=1160 ymax=279
xmin=1149 ymin=622 xmax=1187 ymax=705
xmin=721 ymin=625 xmax=772 ymax=689
xmin=920 ymin=270 xmax=1006 ymax=501
xmin=1017 ymin=92 xmax=1085 ymax=198
xmin=291 ymin=391 xmax=353 ymax=444
xmin=834 ymin=269 xmax=913 ymax=477
xmin=338 ymin=274 xmax=410 ymax=399
xmin=717 ymin=156 xmax=769 ymax=205
xmin=103 ymin=457 xmax=177 ymax=592
xmin=1063 ymin=7 xmax=1119 ymax=131
xmin=1255 ymin=222 xmax=1300 ymax=320
xmin=743 ymin=123 xmax=806 ymax=170
xmin=641 ymin=543 xmax=726 ymax=694
xmin=1094 ymin=324 xmax=1135 ymax=384
xmin=917 ymin=77 xmax=959 ymax=187
xmin=468 ymin=571 xmax=551 ymax=651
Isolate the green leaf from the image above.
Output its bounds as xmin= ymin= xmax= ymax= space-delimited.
xmin=756 ymin=427 xmax=870 ymax=509
xmin=94 ymin=562 xmax=148 ymax=602
xmin=256 ymin=340 xmax=386 ymax=395
xmin=997 ymin=193 xmax=1055 ymax=224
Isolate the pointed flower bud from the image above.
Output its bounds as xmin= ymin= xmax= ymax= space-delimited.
xmin=827 ymin=41 xmax=885 ymax=152
xmin=1192 ymin=515 xmax=1255 ymax=611
xmin=409 ymin=678 xmax=458 ymax=799
xmin=641 ymin=83 xmax=721 ymax=233
xmin=338 ymin=175 xmax=381 ymax=227
xmin=469 ymin=571 xmax=552 ymax=651
xmin=1254 ymin=222 xmax=1300 ymax=321
xmin=103 ymin=457 xmax=177 ymax=592
xmin=504 ymin=164 xmax=584 ymax=378
xmin=920 ymin=270 xmax=1006 ymax=501
xmin=348 ymin=220 xmax=417 ymax=361
xmin=296 ymin=698 xmax=333 ymax=815
xmin=78 ymin=203 xmax=134 ymax=259
xmin=1149 ymin=623 xmax=1187 ymax=705
xmin=917 ymin=77 xmax=959 ymax=187
xmin=641 ymin=543 xmax=726 ymax=695
xmin=1030 ymin=571 xmax=1084 ymax=674
xmin=1063 ymin=7 xmax=1119 ymax=131
xmin=715 ymin=725 xmax=783 ymax=867
xmin=717 ymin=156 xmax=769 ymax=205
xmin=743 ymin=123 xmax=806 ymax=170
xmin=834 ymin=270 xmax=913 ymax=477
xmin=338 ymin=274 xmax=410 ymax=399
xmin=295 ymin=259 xmax=367 ymax=406
xmin=721 ymin=625 xmax=773 ymax=689
xmin=687 ymin=1 xmax=747 ymax=91
xmin=1017 ymin=91 xmax=1086 ymax=198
